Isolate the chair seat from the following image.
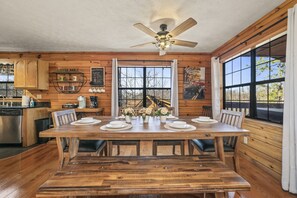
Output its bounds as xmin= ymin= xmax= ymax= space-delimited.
xmin=192 ymin=139 xmax=234 ymax=152
xmin=64 ymin=140 xmax=106 ymax=152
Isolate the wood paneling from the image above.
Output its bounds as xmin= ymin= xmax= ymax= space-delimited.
xmin=0 ymin=52 xmax=211 ymax=116
xmin=237 ymin=119 xmax=283 ymax=180
xmin=212 ymin=0 xmax=297 ymax=62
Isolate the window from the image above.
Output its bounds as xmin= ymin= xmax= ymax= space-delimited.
xmin=223 ymin=35 xmax=286 ymax=124
xmin=0 ymin=63 xmax=23 ymax=98
xmin=118 ymin=67 xmax=171 ymax=108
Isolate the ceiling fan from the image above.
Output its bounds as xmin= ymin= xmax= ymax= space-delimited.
xmin=131 ymin=18 xmax=198 ymax=56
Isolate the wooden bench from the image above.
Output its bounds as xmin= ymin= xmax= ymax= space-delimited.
xmin=37 ymin=156 xmax=250 ymax=198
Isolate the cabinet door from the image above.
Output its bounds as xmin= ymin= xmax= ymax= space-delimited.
xmin=26 ymin=60 xmax=38 ymax=88
xmin=14 ymin=60 xmax=27 ymax=88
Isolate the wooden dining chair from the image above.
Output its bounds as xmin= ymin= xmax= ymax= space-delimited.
xmin=188 ymin=109 xmax=245 ymax=171
xmin=52 ymin=109 xmax=107 ymax=168
xmin=152 ymin=107 xmax=185 ymax=156
xmin=108 ymin=107 xmax=140 ymax=156
xmin=201 ymin=105 xmax=212 ymax=118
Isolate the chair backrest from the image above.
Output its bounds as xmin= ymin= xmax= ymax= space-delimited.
xmin=219 ymin=109 xmax=244 ymax=128
xmin=201 ymin=106 xmax=212 ymax=118
xmin=219 ymin=109 xmax=245 ymax=148
xmin=52 ymin=109 xmax=77 ymax=127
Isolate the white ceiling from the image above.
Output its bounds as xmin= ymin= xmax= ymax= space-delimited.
xmin=0 ymin=0 xmax=285 ymax=53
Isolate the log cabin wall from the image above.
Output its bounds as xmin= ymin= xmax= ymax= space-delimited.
xmin=0 ymin=52 xmax=211 ymax=116
xmin=212 ymin=0 xmax=297 ymax=180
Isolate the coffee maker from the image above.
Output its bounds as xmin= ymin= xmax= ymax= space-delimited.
xmin=90 ymin=96 xmax=98 ymax=108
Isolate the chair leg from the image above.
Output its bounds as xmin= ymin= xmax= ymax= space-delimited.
xmin=117 ymin=145 xmax=120 ymax=155
xmin=188 ymin=140 xmax=194 ymax=155
xmin=136 ymin=141 xmax=140 ymax=156
xmin=152 ymin=141 xmax=157 ymax=156
xmin=173 ymin=145 xmax=176 ymax=155
xmin=180 ymin=141 xmax=185 ymax=155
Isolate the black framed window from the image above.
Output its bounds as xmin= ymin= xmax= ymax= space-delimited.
xmin=223 ymin=35 xmax=286 ymax=124
xmin=118 ymin=67 xmax=171 ymax=108
xmin=0 ymin=63 xmax=23 ymax=98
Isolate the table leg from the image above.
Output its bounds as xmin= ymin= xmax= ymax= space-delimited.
xmin=215 ymin=137 xmax=225 ymax=163
xmin=68 ymin=137 xmax=79 ymax=159
xmin=56 ymin=137 xmax=65 ymax=169
xmin=107 ymin=141 xmax=113 ymax=156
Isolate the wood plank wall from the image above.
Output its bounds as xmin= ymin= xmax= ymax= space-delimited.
xmin=212 ymin=0 xmax=297 ymax=180
xmin=0 ymin=52 xmax=211 ymax=116
xmin=238 ymin=119 xmax=283 ymax=180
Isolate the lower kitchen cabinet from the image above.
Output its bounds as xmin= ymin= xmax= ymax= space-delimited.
xmin=22 ymin=108 xmax=49 ymax=147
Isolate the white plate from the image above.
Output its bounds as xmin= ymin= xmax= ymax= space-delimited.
xmin=164 ymin=124 xmax=196 ymax=131
xmin=71 ymin=119 xmax=101 ymax=125
xmin=77 ymin=119 xmax=95 ymax=123
xmin=106 ymin=124 xmax=128 ymax=129
xmin=168 ymin=123 xmax=191 ymax=129
xmin=166 ymin=115 xmax=178 ymax=120
xmin=100 ymin=124 xmax=133 ymax=131
xmin=191 ymin=118 xmax=218 ymax=124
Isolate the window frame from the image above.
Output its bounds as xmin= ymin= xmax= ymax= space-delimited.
xmin=223 ymin=35 xmax=286 ymax=124
xmin=0 ymin=63 xmax=22 ymax=98
xmin=118 ymin=66 xmax=171 ymax=108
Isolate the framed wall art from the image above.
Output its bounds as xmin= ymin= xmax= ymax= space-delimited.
xmin=183 ymin=66 xmax=206 ymax=100
xmin=90 ymin=67 xmax=105 ymax=86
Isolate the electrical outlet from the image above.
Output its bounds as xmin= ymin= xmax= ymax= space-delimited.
xmin=37 ymin=94 xmax=42 ymax=99
xmin=243 ymin=136 xmax=248 ymax=144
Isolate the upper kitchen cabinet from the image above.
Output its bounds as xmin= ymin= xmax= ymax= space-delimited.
xmin=14 ymin=60 xmax=49 ymax=90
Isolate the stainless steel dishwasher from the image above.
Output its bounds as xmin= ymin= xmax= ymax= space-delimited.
xmin=0 ymin=108 xmax=23 ymax=144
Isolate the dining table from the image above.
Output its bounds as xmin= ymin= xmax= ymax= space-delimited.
xmin=39 ymin=116 xmax=249 ymax=167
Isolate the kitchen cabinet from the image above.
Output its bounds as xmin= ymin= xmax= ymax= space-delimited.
xmin=14 ymin=60 xmax=49 ymax=90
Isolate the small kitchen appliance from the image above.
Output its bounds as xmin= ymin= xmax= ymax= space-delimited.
xmin=90 ymin=96 xmax=98 ymax=108
xmin=77 ymin=96 xmax=86 ymax=108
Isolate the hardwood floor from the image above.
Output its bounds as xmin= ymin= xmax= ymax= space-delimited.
xmin=0 ymin=141 xmax=295 ymax=198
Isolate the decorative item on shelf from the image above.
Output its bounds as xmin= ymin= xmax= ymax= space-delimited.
xmin=88 ymin=87 xmax=106 ymax=93
xmin=90 ymin=96 xmax=98 ymax=108
xmin=50 ymin=69 xmax=87 ymax=94
xmin=122 ymin=107 xmax=135 ymax=123
xmin=155 ymin=107 xmax=169 ymax=123
xmin=138 ymin=107 xmax=153 ymax=123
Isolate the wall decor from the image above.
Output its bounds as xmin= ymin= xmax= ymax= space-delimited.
xmin=90 ymin=67 xmax=105 ymax=86
xmin=183 ymin=66 xmax=205 ymax=100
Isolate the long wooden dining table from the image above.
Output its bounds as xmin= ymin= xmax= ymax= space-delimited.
xmin=38 ymin=116 xmax=250 ymax=197
xmin=40 ymin=116 xmax=249 ymax=165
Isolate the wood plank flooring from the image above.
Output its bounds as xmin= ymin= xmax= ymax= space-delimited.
xmin=0 ymin=141 xmax=296 ymax=198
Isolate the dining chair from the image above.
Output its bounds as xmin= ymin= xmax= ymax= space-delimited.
xmin=108 ymin=107 xmax=140 ymax=156
xmin=152 ymin=107 xmax=185 ymax=156
xmin=52 ymin=109 xmax=107 ymax=168
xmin=201 ymin=105 xmax=212 ymax=118
xmin=188 ymin=109 xmax=245 ymax=171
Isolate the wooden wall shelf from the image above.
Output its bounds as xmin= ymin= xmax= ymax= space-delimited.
xmin=50 ymin=70 xmax=87 ymax=94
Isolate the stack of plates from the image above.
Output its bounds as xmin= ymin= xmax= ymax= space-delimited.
xmin=164 ymin=121 xmax=196 ymax=131
xmin=166 ymin=115 xmax=178 ymax=120
xmin=191 ymin=116 xmax=218 ymax=124
xmin=100 ymin=121 xmax=133 ymax=131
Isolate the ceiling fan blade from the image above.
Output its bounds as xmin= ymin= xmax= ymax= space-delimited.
xmin=133 ymin=23 xmax=157 ymax=38
xmin=169 ymin=18 xmax=197 ymax=37
xmin=131 ymin=42 xmax=155 ymax=48
xmin=172 ymin=39 xmax=198 ymax=48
